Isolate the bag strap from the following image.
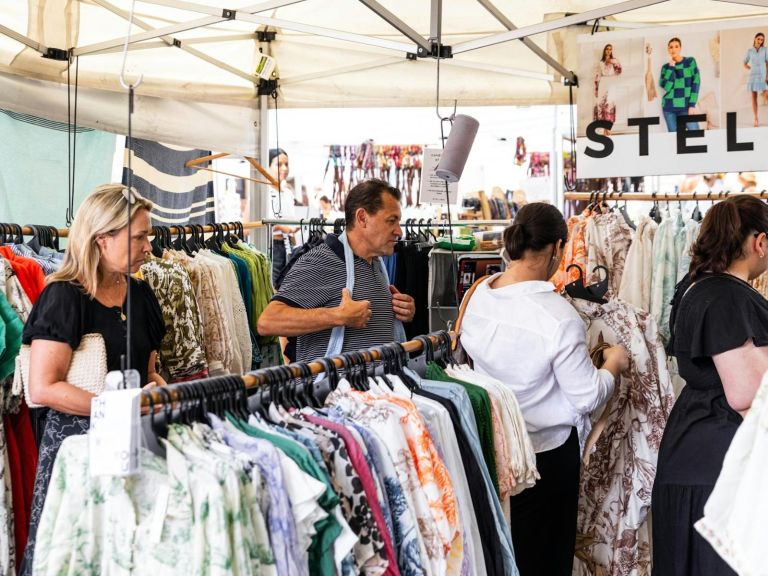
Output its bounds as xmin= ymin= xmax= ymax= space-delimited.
xmin=452 ymin=274 xmax=489 ymax=350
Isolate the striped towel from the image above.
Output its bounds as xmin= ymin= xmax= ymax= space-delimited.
xmin=122 ymin=138 xmax=215 ymax=225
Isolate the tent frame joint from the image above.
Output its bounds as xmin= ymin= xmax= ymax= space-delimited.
xmin=222 ymin=8 xmax=237 ymax=20
xmin=416 ymin=42 xmax=452 ymax=59
xmin=42 ymin=47 xmax=71 ymax=61
xmin=256 ymin=30 xmax=276 ymax=42
xmin=563 ymin=73 xmax=578 ymax=87
xmin=257 ymin=78 xmax=278 ymax=95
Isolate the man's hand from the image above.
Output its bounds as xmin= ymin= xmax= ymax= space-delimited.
xmin=390 ymin=285 xmax=416 ymax=323
xmin=337 ymin=288 xmax=371 ymax=328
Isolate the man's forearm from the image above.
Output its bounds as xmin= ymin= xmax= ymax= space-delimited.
xmin=257 ymin=301 xmax=341 ymax=337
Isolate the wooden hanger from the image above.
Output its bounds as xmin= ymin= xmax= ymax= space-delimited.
xmin=185 ymin=153 xmax=280 ymax=188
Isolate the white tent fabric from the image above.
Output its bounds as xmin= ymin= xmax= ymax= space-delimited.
xmin=0 ymin=0 xmax=764 ymax=151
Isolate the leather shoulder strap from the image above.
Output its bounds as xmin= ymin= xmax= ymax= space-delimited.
xmin=452 ymin=274 xmax=489 ymax=349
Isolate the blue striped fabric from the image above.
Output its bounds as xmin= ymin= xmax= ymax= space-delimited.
xmin=122 ymin=138 xmax=215 ymax=225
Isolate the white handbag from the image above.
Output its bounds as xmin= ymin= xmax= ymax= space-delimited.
xmin=13 ymin=333 xmax=108 ymax=408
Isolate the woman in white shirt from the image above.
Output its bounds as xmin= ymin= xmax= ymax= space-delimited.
xmin=461 ymin=202 xmax=628 ymax=576
xmin=268 ymin=148 xmax=299 ymax=285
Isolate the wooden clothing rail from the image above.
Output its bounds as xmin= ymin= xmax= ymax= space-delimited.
xmin=564 ymin=191 xmax=768 ymax=202
xmin=141 ymin=331 xmax=455 ymax=408
xmin=14 ymin=221 xmax=266 ymax=239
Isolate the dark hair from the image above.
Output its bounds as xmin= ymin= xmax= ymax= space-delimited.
xmin=601 ymin=44 xmax=613 ymax=62
xmin=503 ymin=203 xmax=568 ymax=260
xmin=344 ymin=179 xmax=401 ymax=229
xmin=689 ymin=195 xmax=768 ymax=279
xmin=269 ymin=147 xmax=287 ymax=166
xmin=319 ymin=195 xmax=331 ymax=204
xmin=668 ymin=37 xmax=682 ymax=47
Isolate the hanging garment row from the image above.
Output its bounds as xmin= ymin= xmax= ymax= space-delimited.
xmin=0 ymin=217 xmax=277 ymax=575
xmin=138 ymin=220 xmax=280 ymax=379
xmin=29 ymin=331 xmax=542 ymax=576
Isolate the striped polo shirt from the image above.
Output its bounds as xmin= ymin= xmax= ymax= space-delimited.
xmin=272 ymin=234 xmax=395 ymax=364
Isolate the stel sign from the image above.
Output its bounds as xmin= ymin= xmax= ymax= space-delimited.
xmin=576 ymin=18 xmax=768 ymax=177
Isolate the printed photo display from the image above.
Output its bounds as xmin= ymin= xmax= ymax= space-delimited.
xmin=576 ymin=18 xmax=768 ymax=177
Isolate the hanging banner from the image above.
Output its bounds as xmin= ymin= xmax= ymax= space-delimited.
xmin=576 ymin=17 xmax=768 ymax=178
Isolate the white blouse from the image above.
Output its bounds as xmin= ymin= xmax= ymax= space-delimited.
xmin=461 ymin=275 xmax=615 ymax=453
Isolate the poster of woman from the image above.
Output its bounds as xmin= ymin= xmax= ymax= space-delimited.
xmin=593 ymin=44 xmax=623 ymax=132
xmin=721 ymin=27 xmax=768 ymax=127
xmin=577 ymin=38 xmax=644 ymax=136
xmin=642 ymin=30 xmax=720 ymax=133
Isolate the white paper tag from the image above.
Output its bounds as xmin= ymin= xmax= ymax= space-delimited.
xmin=89 ymin=388 xmax=142 ymax=477
xmin=419 ymin=147 xmax=459 ymax=205
xmin=148 ymin=483 xmax=170 ymax=542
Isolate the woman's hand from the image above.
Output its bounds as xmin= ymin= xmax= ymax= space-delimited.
xmin=602 ymin=344 xmax=630 ymax=378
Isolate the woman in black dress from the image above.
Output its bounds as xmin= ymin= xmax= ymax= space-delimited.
xmin=653 ymin=195 xmax=768 ymax=575
xmin=20 ymin=184 xmax=166 ymax=574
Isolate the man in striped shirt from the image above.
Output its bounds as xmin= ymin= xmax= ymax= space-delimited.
xmin=258 ymin=179 xmax=416 ymax=364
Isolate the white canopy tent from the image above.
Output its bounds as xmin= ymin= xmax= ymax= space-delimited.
xmin=1 ymin=0 xmax=766 ymax=156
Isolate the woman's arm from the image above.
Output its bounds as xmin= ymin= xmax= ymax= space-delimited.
xmin=27 ymin=339 xmax=95 ymax=416
xmin=146 ymin=351 xmax=166 ymax=387
xmin=551 ymin=318 xmax=617 ymax=415
xmin=712 ymin=339 xmax=768 ymax=412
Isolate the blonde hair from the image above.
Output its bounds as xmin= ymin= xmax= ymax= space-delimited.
xmin=48 ymin=184 xmax=153 ymax=298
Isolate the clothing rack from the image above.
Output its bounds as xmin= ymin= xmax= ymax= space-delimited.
xmin=564 ymin=191 xmax=768 ymax=202
xmin=141 ymin=331 xmax=455 ymax=408
xmin=6 ymin=221 xmax=266 ymax=239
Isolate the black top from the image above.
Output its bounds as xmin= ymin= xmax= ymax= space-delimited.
xmin=23 ymin=279 xmax=166 ymax=386
xmin=657 ymin=273 xmax=768 ymax=486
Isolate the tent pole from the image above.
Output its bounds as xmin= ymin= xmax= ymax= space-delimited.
xmin=356 ymin=0 xmax=431 ymax=51
xmin=476 ymin=0 xmax=572 ymax=83
xmin=74 ymin=0 xmax=305 ymax=57
xmin=90 ymin=0 xmax=258 ymax=84
xmin=0 ymin=24 xmax=47 ymax=55
xmin=452 ymin=0 xmax=669 ymax=54
xmin=712 ymin=0 xmax=768 ymax=6
xmin=430 ymin=0 xmax=442 ymax=42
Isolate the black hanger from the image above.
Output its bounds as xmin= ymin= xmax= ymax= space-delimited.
xmin=276 ymin=366 xmax=299 ymax=409
xmin=150 ymin=227 xmax=163 ymax=257
xmin=333 ymin=218 xmax=344 ymax=236
xmin=297 ymin=362 xmax=321 ymax=408
xmin=9 ymin=224 xmax=22 ymax=245
xmin=352 ymin=350 xmax=371 ymax=391
xmin=49 ymin=226 xmax=60 ymax=250
xmin=564 ymin=264 xmax=609 ymax=303
xmin=425 ymin=219 xmax=438 ymax=242
xmin=204 ymin=223 xmax=221 ymax=252
xmin=226 ymin=222 xmax=239 ymax=246
xmin=317 ymin=356 xmax=339 ymax=393
xmin=337 ymin=354 xmax=361 ymax=391
xmin=648 ymin=193 xmax=662 ymax=224
xmin=615 ymin=192 xmax=636 ymax=230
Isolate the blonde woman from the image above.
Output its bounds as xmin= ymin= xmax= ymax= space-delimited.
xmin=19 ymin=184 xmax=165 ymax=574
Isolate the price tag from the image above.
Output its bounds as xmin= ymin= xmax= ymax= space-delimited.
xmin=89 ymin=385 xmax=142 ymax=477
xmin=419 ymin=147 xmax=459 ymax=205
